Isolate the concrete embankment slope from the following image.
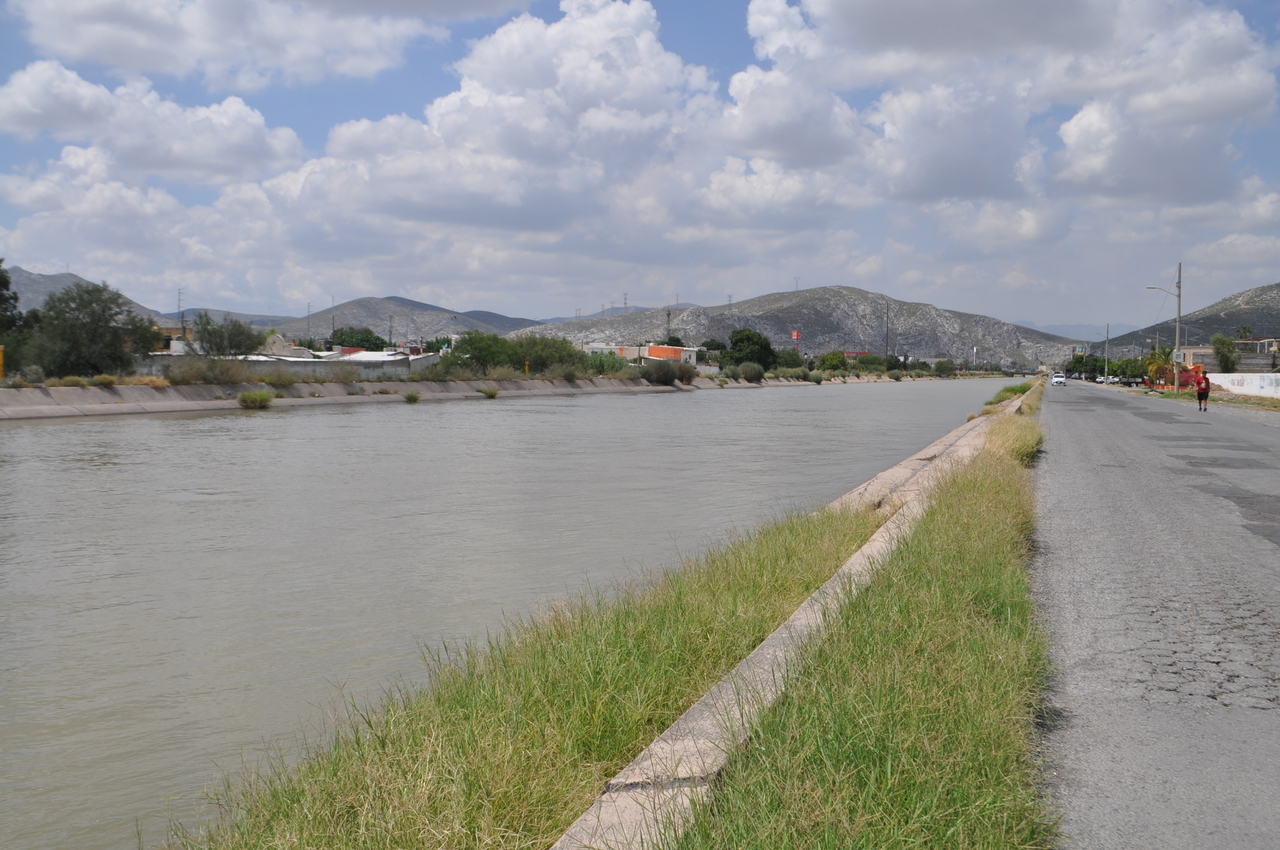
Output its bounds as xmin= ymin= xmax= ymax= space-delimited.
xmin=0 ymin=378 xmax=687 ymax=421
xmin=1036 ymin=383 xmax=1280 ymax=848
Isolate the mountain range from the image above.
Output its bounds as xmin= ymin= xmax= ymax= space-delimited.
xmin=516 ymin=286 xmax=1079 ymax=367
xmin=1101 ymin=280 xmax=1280 ymax=353
xmin=13 ymin=264 xmax=1278 ymax=367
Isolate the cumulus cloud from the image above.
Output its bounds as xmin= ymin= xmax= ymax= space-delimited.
xmin=10 ymin=0 xmax=442 ymax=90
xmin=1 ymin=0 xmax=1278 ymax=324
xmin=0 ymin=61 xmax=304 ymax=184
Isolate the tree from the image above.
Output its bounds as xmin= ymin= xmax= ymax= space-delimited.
xmin=1238 ymin=325 xmax=1253 ymax=340
xmin=0 ymin=258 xmax=19 ymax=331
xmin=663 ymin=335 xmax=684 ymax=347
xmin=1144 ymin=347 xmax=1173 ymax=384
xmin=193 ymin=311 xmax=268 ymax=357
xmin=816 ymin=350 xmax=849 ymax=371
xmin=452 ymin=329 xmax=519 ymax=370
xmin=721 ymin=328 xmax=777 ymax=370
xmin=700 ymin=339 xmax=726 ymax=351
xmin=1210 ymin=334 xmax=1239 ymax=373
xmin=33 ymin=282 xmax=162 ymax=376
xmin=775 ymin=348 xmax=803 ymax=368
xmin=933 ymin=359 xmax=957 ymax=377
xmin=512 ymin=334 xmax=586 ymax=373
xmin=332 ymin=326 xmax=391 ymax=350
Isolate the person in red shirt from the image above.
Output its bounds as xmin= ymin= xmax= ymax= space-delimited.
xmin=1194 ymin=372 xmax=1211 ymax=411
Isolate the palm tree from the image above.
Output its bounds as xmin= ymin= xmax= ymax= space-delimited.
xmin=1238 ymin=325 xmax=1253 ymax=340
xmin=1145 ymin=346 xmax=1174 ymax=384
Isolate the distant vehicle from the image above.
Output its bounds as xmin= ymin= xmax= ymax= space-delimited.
xmin=1051 ymin=373 xmax=1066 ymax=386
xmin=1107 ymin=376 xmax=1120 ymax=384
xmin=1095 ymin=376 xmax=1105 ymax=383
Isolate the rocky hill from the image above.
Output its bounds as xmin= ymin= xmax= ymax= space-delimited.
xmin=8 ymin=266 xmax=165 ymax=319
xmin=1106 ymin=280 xmax=1280 ymax=351
xmin=514 ymin=286 xmax=1078 ymax=369
xmin=273 ymin=297 xmax=542 ymax=342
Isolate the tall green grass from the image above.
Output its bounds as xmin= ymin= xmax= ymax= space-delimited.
xmin=671 ymin=413 xmax=1053 ymax=850
xmin=173 ymin=507 xmax=880 ymax=850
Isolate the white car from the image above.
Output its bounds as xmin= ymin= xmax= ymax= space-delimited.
xmin=1051 ymin=373 xmax=1066 ymax=386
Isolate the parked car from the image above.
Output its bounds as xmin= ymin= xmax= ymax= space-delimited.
xmin=1095 ymin=375 xmax=1105 ymax=383
xmin=1051 ymin=373 xmax=1067 ymax=386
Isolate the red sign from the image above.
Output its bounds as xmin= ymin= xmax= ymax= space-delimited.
xmin=791 ymin=330 xmax=800 ymax=341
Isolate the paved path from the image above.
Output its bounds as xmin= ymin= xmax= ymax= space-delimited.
xmin=1036 ymin=383 xmax=1280 ymax=848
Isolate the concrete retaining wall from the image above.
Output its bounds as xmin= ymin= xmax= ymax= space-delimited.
xmin=1210 ymin=372 xmax=1280 ymax=400
xmin=0 ymin=378 xmax=682 ymax=421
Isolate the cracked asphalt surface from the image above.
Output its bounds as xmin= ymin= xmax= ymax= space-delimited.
xmin=1035 ymin=384 xmax=1280 ymax=848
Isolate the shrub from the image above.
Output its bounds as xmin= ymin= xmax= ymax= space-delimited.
xmin=817 ymin=351 xmax=849 ymax=371
xmin=404 ymin=391 xmax=420 ymax=403
xmin=609 ymin=365 xmax=641 ymax=380
xmin=721 ymin=364 xmax=742 ymax=381
xmin=21 ymin=365 xmax=45 ymax=385
xmin=237 ymin=390 xmax=273 ymax=409
xmin=739 ymin=361 xmax=765 ymax=383
xmin=676 ymin=361 xmax=697 ymax=385
xmin=775 ymin=348 xmax=804 ymax=368
xmin=717 ymin=377 xmax=728 ymax=387
xmin=514 ymin=335 xmax=587 ymax=374
xmin=637 ymin=365 xmax=656 ymax=383
xmin=587 ymin=351 xmax=631 ymax=375
xmin=486 ymin=365 xmax=522 ymax=381
xmin=57 ymin=375 xmax=89 ymax=387
xmin=647 ymin=360 xmax=678 ymax=386
xmin=540 ymin=362 xmax=581 ymax=382
xmin=477 ymin=387 xmax=500 ymax=399
xmin=809 ymin=370 xmax=823 ymax=384
xmin=274 ymin=391 xmax=285 ymax=399
xmin=92 ymin=374 xmax=116 ymax=388
xmin=888 ymin=369 xmax=903 ymax=381
xmin=262 ymin=371 xmax=296 ymax=388
xmin=120 ymin=375 xmax=170 ymax=388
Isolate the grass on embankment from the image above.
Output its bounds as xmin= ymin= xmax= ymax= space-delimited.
xmin=671 ymin=414 xmax=1053 ymax=850
xmin=173 ymin=507 xmax=881 ymax=850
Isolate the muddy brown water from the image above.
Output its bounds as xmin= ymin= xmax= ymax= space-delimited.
xmin=0 ymin=379 xmax=1004 ymax=850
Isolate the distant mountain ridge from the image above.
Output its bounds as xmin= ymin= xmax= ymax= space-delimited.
xmin=8 ymin=266 xmax=165 ymax=320
xmin=513 ymin=286 xmax=1081 ymax=368
xmin=1106 ymin=280 xmax=1280 ymax=351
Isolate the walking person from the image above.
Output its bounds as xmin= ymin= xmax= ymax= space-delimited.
xmin=1194 ymin=371 xmax=1211 ymax=411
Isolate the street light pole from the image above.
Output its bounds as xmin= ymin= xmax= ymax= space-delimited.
xmin=1146 ymin=262 xmax=1183 ymax=393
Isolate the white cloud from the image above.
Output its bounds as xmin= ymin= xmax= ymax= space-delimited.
xmin=1 ymin=0 xmax=1278 ymax=327
xmin=1186 ymin=233 xmax=1280 ymax=266
xmin=10 ymin=0 xmax=441 ymax=90
xmin=0 ymin=62 xmax=304 ymax=184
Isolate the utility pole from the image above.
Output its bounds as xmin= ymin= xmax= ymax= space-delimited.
xmin=794 ymin=276 xmax=799 ymax=291
xmin=178 ymin=289 xmax=186 ymax=340
xmin=623 ymin=292 xmax=628 ymax=313
xmin=306 ymin=302 xmax=311 ymax=340
xmin=388 ymin=316 xmax=393 ymax=346
xmin=1146 ymin=262 xmax=1183 ymax=392
xmin=884 ymin=300 xmax=890 ymax=360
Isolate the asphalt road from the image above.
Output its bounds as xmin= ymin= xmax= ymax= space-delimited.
xmin=1036 ymin=383 xmax=1280 ymax=848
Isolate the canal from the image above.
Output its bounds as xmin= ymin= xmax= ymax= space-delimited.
xmin=0 ymin=378 xmax=1004 ymax=849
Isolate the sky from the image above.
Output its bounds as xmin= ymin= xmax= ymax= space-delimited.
xmin=1 ymin=0 xmax=1278 ymax=327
